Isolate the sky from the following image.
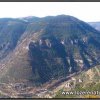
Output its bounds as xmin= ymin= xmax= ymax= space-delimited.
xmin=0 ymin=2 xmax=100 ymax=22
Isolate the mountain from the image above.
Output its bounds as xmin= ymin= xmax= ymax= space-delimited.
xmin=27 ymin=15 xmax=100 ymax=84
xmin=0 ymin=15 xmax=99 ymax=98
xmin=89 ymin=22 xmax=100 ymax=31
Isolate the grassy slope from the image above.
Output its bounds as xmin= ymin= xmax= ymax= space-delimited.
xmin=54 ymin=65 xmax=100 ymax=98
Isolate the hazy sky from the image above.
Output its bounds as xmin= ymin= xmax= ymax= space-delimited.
xmin=0 ymin=2 xmax=100 ymax=22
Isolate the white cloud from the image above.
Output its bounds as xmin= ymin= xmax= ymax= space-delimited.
xmin=0 ymin=2 xmax=100 ymax=22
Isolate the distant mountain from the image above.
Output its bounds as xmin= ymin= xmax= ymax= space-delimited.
xmin=0 ymin=15 xmax=100 ymax=88
xmin=89 ymin=22 xmax=100 ymax=31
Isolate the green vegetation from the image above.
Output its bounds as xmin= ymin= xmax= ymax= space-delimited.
xmin=55 ymin=65 xmax=100 ymax=98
